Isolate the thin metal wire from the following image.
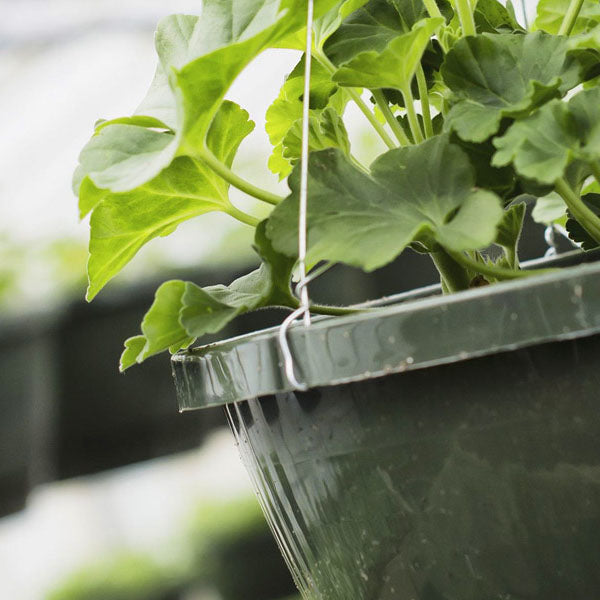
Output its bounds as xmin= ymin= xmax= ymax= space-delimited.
xmin=298 ymin=0 xmax=314 ymax=328
xmin=278 ymin=0 xmax=315 ymax=390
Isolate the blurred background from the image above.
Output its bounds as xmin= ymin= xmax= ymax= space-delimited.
xmin=1 ymin=0 xmax=542 ymax=598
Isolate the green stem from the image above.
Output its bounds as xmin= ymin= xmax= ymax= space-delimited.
xmin=309 ymin=303 xmax=361 ymax=316
xmin=314 ymin=52 xmax=397 ymax=150
xmin=555 ymin=177 xmax=600 ymax=243
xmin=423 ymin=0 xmax=444 ymax=19
xmin=416 ymin=65 xmax=434 ymax=139
xmin=400 ymin=85 xmax=425 ymax=144
xmin=448 ymin=250 xmax=557 ymax=280
xmin=455 ymin=0 xmax=477 ymax=36
xmin=372 ymin=89 xmax=411 ymax=146
xmin=431 ymin=249 xmax=471 ymax=292
xmin=226 ymin=205 xmax=261 ymax=227
xmin=195 ymin=147 xmax=283 ymax=206
xmin=558 ymin=0 xmax=585 ymax=35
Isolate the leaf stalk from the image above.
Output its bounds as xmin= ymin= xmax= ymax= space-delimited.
xmin=372 ymin=89 xmax=411 ymax=146
xmin=558 ymin=0 xmax=585 ymax=35
xmin=455 ymin=0 xmax=477 ymax=36
xmin=195 ymin=147 xmax=283 ymax=206
xmin=401 ymin=85 xmax=425 ymax=144
xmin=447 ymin=250 xmax=557 ymax=280
xmin=431 ymin=248 xmax=471 ymax=292
xmin=555 ymin=177 xmax=600 ymax=243
xmin=416 ymin=65 xmax=434 ymax=138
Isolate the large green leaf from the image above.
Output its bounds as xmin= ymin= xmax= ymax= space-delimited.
xmin=332 ymin=18 xmax=444 ymax=92
xmin=78 ymin=1 xmax=315 ymax=194
xmin=492 ymin=87 xmax=600 ymax=185
xmin=266 ymin=56 xmax=349 ymax=179
xmin=120 ymin=222 xmax=296 ymax=370
xmin=441 ymin=32 xmax=585 ymax=143
xmin=323 ymin=0 xmax=406 ymax=65
xmin=266 ymin=135 xmax=503 ymax=270
xmin=534 ymin=0 xmax=600 ymax=34
xmin=313 ymin=0 xmax=371 ymax=50
xmin=85 ymin=101 xmax=254 ymax=300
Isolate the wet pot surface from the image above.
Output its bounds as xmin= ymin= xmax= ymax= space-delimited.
xmin=227 ymin=334 xmax=600 ymax=600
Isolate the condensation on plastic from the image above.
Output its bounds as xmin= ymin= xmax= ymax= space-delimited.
xmin=173 ymin=251 xmax=600 ymax=410
xmin=225 ymin=336 xmax=600 ymax=599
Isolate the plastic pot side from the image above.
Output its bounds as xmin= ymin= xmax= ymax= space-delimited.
xmin=172 ymin=253 xmax=600 ymax=600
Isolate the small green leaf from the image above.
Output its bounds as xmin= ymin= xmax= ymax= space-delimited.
xmin=333 ymin=18 xmax=444 ymax=92
xmin=266 ymin=135 xmax=503 ymax=271
xmin=495 ymin=201 xmax=526 ymax=268
xmin=532 ymin=192 xmax=567 ymax=225
xmin=282 ymin=108 xmax=351 ymax=162
xmin=442 ymin=32 xmax=585 ymax=142
xmin=534 ymin=0 xmax=600 ymax=34
xmin=266 ymin=56 xmax=348 ymax=179
xmin=313 ymin=0 xmax=370 ymax=50
xmin=85 ymin=102 xmax=254 ymax=300
xmin=140 ymin=281 xmax=196 ymax=361
xmin=120 ymin=222 xmax=297 ymax=367
xmin=94 ymin=116 xmax=172 ymax=134
xmin=119 ymin=335 xmax=147 ymax=372
xmin=473 ymin=0 xmax=524 ymax=33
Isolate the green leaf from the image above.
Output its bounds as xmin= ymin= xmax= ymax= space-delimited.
xmin=282 ymin=107 xmax=351 ymax=162
xmin=492 ymin=88 xmax=600 ymax=185
xmin=473 ymin=0 xmax=524 ymax=33
xmin=84 ymin=101 xmax=254 ymax=300
xmin=266 ymin=135 xmax=503 ymax=271
xmin=532 ymin=192 xmax=568 ymax=225
xmin=266 ymin=56 xmax=348 ymax=179
xmin=332 ymin=17 xmax=443 ymax=92
xmin=120 ymin=222 xmax=297 ymax=367
xmin=77 ymin=1 xmax=312 ymax=194
xmin=534 ymin=0 xmax=600 ymax=34
xmin=566 ymin=193 xmax=600 ymax=249
xmin=119 ymin=336 xmax=147 ymax=372
xmin=314 ymin=0 xmax=371 ymax=50
xmin=323 ymin=0 xmax=406 ymax=65
xmin=494 ymin=201 xmax=526 ymax=268
xmin=140 ymin=280 xmax=196 ymax=361
xmin=94 ymin=116 xmax=172 ymax=134
xmin=442 ymin=32 xmax=585 ymax=142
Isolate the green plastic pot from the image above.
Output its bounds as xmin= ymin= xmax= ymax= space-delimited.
xmin=173 ymin=251 xmax=600 ymax=600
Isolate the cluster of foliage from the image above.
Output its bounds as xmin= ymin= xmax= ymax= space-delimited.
xmin=73 ymin=0 xmax=600 ymax=370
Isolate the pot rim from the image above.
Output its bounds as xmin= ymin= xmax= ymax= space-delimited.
xmin=173 ymin=250 xmax=600 ymax=410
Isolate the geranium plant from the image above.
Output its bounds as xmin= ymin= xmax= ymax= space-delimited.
xmin=73 ymin=0 xmax=600 ymax=371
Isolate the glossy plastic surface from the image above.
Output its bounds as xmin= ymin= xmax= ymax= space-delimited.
xmin=227 ymin=335 xmax=600 ymax=600
xmin=173 ymin=251 xmax=600 ymax=410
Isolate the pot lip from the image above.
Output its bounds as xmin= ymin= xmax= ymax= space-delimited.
xmin=173 ymin=250 xmax=600 ymax=411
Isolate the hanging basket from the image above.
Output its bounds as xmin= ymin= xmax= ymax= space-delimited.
xmin=172 ymin=250 xmax=600 ymax=600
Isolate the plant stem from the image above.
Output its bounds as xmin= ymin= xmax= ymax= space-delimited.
xmin=431 ymin=249 xmax=471 ymax=292
xmin=372 ymin=89 xmax=411 ymax=146
xmin=226 ymin=205 xmax=261 ymax=227
xmin=448 ymin=250 xmax=557 ymax=280
xmin=555 ymin=177 xmax=600 ymax=243
xmin=350 ymin=154 xmax=370 ymax=174
xmin=455 ymin=0 xmax=477 ymax=36
xmin=314 ymin=51 xmax=397 ymax=150
xmin=423 ymin=0 xmax=444 ymax=19
xmin=416 ymin=66 xmax=434 ymax=139
xmin=195 ymin=147 xmax=283 ymax=206
xmin=400 ymin=85 xmax=425 ymax=144
xmin=309 ymin=303 xmax=361 ymax=316
xmin=558 ymin=0 xmax=585 ymax=35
